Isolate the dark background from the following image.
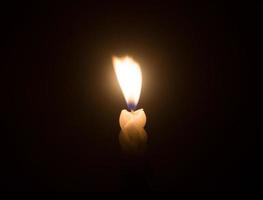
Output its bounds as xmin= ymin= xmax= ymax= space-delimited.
xmin=1 ymin=1 xmax=258 ymax=191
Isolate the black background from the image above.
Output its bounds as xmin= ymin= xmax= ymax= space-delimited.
xmin=1 ymin=1 xmax=258 ymax=191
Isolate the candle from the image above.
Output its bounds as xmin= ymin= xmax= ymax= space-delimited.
xmin=113 ymin=56 xmax=148 ymax=154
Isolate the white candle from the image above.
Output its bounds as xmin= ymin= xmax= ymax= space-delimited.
xmin=119 ymin=109 xmax=147 ymax=153
xmin=113 ymin=56 xmax=147 ymax=154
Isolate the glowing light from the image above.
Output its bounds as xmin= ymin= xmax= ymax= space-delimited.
xmin=113 ymin=56 xmax=142 ymax=110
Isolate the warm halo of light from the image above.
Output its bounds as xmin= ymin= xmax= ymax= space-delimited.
xmin=113 ymin=56 xmax=142 ymax=110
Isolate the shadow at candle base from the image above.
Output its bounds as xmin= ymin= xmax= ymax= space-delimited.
xmin=119 ymin=129 xmax=147 ymax=156
xmin=120 ymin=153 xmax=151 ymax=192
xmin=119 ymin=130 xmax=151 ymax=191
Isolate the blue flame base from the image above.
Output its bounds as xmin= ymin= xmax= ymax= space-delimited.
xmin=127 ymin=103 xmax=136 ymax=111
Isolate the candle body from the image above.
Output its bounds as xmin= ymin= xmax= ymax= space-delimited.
xmin=119 ymin=109 xmax=147 ymax=154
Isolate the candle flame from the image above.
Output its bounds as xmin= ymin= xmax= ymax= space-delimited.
xmin=113 ymin=56 xmax=142 ymax=110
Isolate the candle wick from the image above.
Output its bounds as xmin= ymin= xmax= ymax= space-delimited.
xmin=128 ymin=102 xmax=136 ymax=111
